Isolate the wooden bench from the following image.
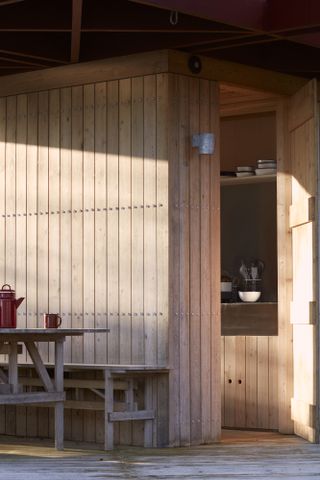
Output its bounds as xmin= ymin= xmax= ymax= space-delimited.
xmin=7 ymin=362 xmax=169 ymax=450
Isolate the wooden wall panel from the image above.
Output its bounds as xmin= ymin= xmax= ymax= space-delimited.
xmin=287 ymin=80 xmax=318 ymax=442
xmin=0 ymin=73 xmax=169 ymax=446
xmin=221 ymin=335 xmax=278 ymax=431
xmin=168 ymin=74 xmax=220 ymax=446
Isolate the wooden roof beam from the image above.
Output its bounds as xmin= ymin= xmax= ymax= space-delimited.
xmin=131 ymin=0 xmax=320 ymax=48
xmin=0 ymin=48 xmax=68 ymax=65
xmin=0 ymin=0 xmax=24 ymax=5
xmin=71 ymin=0 xmax=83 ymax=63
xmin=129 ymin=0 xmax=266 ymax=30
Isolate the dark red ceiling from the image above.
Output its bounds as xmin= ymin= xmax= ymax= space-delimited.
xmin=0 ymin=0 xmax=319 ymax=78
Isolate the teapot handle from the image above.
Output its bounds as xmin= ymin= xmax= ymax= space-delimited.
xmin=1 ymin=284 xmax=11 ymax=291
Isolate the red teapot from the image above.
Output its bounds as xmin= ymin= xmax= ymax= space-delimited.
xmin=0 ymin=284 xmax=24 ymax=328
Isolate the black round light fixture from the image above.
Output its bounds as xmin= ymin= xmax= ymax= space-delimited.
xmin=188 ymin=56 xmax=202 ymax=74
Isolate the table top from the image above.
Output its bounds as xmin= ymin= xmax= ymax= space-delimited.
xmin=0 ymin=328 xmax=110 ymax=341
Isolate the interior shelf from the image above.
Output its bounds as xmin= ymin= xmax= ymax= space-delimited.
xmin=220 ymin=173 xmax=276 ymax=186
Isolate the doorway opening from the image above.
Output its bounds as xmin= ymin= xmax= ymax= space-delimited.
xmin=219 ymin=83 xmax=280 ymax=437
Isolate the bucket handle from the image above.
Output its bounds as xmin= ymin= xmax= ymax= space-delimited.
xmin=1 ymin=284 xmax=11 ymax=291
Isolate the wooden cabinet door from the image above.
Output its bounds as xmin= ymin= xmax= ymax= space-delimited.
xmin=288 ymin=80 xmax=319 ymax=442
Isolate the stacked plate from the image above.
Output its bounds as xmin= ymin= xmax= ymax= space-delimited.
xmin=235 ymin=166 xmax=255 ymax=177
xmin=255 ymin=159 xmax=277 ymax=176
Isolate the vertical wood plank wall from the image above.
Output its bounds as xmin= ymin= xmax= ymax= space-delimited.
xmin=221 ymin=335 xmax=279 ymax=430
xmin=0 ymin=74 xmax=169 ymax=444
xmin=168 ymin=74 xmax=221 ymax=446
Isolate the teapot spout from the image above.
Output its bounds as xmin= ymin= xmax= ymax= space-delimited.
xmin=15 ymin=297 xmax=24 ymax=309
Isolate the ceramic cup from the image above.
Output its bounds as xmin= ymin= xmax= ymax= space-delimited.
xmin=43 ymin=313 xmax=62 ymax=328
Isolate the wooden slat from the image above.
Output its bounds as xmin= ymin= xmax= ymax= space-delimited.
xmin=0 ymin=392 xmax=65 ymax=405
xmin=168 ymin=73 xmax=181 ymax=447
xmin=15 ymin=93 xmax=27 ymax=461
xmin=257 ymin=337 xmax=269 ymax=429
xmin=26 ymin=92 xmax=38 ymax=436
xmin=109 ymin=410 xmax=155 ymax=422
xmin=94 ymin=82 xmax=107 ymax=364
xmin=189 ymin=77 xmax=201 ymax=444
xmin=83 ymin=84 xmax=95 ymax=364
xmin=71 ymin=85 xmax=83 ymax=363
xmin=0 ymin=98 xmax=5 ymax=374
xmin=268 ymin=335 xmax=279 ymax=430
xmin=118 ymin=77 xmax=132 ymax=366
xmin=220 ymin=337 xmax=225 ymax=426
xmin=144 ymin=75 xmax=157 ymax=366
xmin=224 ymin=336 xmax=236 ymax=427
xmin=5 ymin=95 xmax=16 ymax=288
xmin=200 ymin=78 xmax=211 ymax=444
xmin=178 ymin=74 xmax=190 ymax=445
xmin=209 ymin=80 xmax=221 ymax=442
xmin=234 ymin=336 xmax=245 ymax=428
xmin=156 ymin=73 xmax=169 ymax=367
xmin=131 ymin=76 xmax=144 ymax=365
xmin=48 ymin=89 xmax=60 ymax=363
xmin=107 ymin=80 xmax=120 ymax=365
xmin=37 ymin=90 xmax=49 ymax=364
xmin=118 ymin=78 xmax=132 ymax=446
xmin=245 ymin=337 xmax=258 ymax=428
xmin=54 ymin=338 xmax=64 ymax=450
xmin=60 ymin=87 xmax=72 ymax=363
xmin=276 ymin=100 xmax=293 ymax=434
xmin=15 ymin=94 xmax=27 ymax=339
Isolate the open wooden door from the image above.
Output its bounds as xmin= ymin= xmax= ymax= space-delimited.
xmin=288 ymin=80 xmax=319 ymax=442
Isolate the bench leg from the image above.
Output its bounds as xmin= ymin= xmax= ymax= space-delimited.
xmin=104 ymin=370 xmax=114 ymax=450
xmin=55 ymin=339 xmax=64 ymax=451
xmin=55 ymin=402 xmax=64 ymax=450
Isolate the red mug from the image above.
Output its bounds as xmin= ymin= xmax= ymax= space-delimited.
xmin=43 ymin=313 xmax=62 ymax=329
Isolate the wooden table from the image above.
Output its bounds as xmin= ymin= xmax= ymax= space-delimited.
xmin=0 ymin=328 xmax=109 ymax=450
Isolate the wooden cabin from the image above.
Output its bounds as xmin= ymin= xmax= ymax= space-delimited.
xmin=0 ymin=49 xmax=317 ymax=447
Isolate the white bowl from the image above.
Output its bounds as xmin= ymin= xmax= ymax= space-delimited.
xmin=238 ymin=291 xmax=261 ymax=302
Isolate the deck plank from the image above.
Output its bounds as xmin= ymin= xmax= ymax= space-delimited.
xmin=0 ymin=431 xmax=318 ymax=479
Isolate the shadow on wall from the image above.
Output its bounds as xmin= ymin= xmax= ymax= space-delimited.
xmin=0 ymin=76 xmax=169 ymax=366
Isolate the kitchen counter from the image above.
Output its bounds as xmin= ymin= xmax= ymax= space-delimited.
xmin=221 ymin=302 xmax=277 ymax=336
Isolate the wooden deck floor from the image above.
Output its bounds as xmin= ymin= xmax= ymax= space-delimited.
xmin=0 ymin=430 xmax=319 ymax=479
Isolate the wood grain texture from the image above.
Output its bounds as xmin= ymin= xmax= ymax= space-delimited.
xmin=0 ymin=73 xmax=169 ymax=445
xmin=288 ymin=80 xmax=318 ymax=442
xmin=222 ymin=335 xmax=278 ymax=431
xmin=168 ymin=75 xmax=220 ymax=446
xmin=276 ymin=100 xmax=293 ymax=434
